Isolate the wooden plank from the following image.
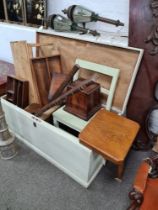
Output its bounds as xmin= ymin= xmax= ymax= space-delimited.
xmin=31 ymin=57 xmax=51 ymax=105
xmin=10 ymin=41 xmax=41 ymax=104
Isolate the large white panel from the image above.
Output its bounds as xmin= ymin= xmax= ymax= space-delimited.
xmin=1 ymin=98 xmax=104 ymax=187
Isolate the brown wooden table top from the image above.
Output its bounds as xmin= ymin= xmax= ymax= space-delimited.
xmin=79 ymin=109 xmax=140 ymax=164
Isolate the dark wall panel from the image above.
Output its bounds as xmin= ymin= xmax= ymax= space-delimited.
xmin=127 ymin=0 xmax=158 ymax=149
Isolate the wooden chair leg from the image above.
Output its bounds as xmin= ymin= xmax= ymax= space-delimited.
xmin=115 ymin=162 xmax=124 ymax=181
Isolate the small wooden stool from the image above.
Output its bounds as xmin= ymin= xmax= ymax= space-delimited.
xmin=79 ymin=108 xmax=140 ymax=180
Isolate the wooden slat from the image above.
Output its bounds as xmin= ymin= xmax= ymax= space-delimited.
xmin=10 ymin=41 xmax=41 ymax=104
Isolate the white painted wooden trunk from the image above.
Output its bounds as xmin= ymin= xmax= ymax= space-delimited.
xmin=1 ymin=98 xmax=105 ymax=188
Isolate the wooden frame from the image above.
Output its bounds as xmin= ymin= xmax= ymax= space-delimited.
xmin=24 ymin=0 xmax=47 ymax=26
xmin=0 ymin=0 xmax=5 ymax=21
xmin=5 ymin=0 xmax=25 ymax=24
xmin=0 ymin=0 xmax=47 ymax=27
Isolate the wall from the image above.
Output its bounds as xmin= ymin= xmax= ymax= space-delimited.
xmin=0 ymin=0 xmax=129 ymax=63
xmin=0 ymin=23 xmax=36 ymax=63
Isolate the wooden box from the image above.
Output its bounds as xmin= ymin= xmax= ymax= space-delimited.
xmin=64 ymin=79 xmax=101 ymax=120
xmin=1 ymin=30 xmax=143 ymax=187
xmin=6 ymin=75 xmax=29 ymax=108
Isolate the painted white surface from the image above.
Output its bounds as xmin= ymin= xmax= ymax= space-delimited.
xmin=1 ymin=97 xmax=105 ymax=187
xmin=0 ymin=0 xmax=129 ymax=62
xmin=53 ymin=106 xmax=90 ymax=132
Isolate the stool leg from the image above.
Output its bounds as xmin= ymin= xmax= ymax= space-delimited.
xmin=115 ymin=162 xmax=124 ymax=181
xmin=53 ymin=118 xmax=59 ymax=127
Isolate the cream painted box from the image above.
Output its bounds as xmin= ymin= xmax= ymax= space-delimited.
xmin=1 ymin=30 xmax=143 ymax=187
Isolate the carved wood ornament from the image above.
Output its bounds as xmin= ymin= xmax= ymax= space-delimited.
xmin=146 ymin=0 xmax=158 ymax=55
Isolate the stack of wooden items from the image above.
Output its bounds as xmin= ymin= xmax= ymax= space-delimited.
xmin=6 ymin=41 xmax=106 ymax=122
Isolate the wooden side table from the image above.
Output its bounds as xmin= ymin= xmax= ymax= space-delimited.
xmin=79 ymin=108 xmax=140 ymax=180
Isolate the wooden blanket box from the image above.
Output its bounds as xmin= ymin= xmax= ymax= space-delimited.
xmin=1 ymin=30 xmax=143 ymax=187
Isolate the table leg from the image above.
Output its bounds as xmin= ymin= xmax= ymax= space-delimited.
xmin=115 ymin=162 xmax=124 ymax=182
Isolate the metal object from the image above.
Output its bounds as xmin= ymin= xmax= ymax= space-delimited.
xmin=0 ymin=140 xmax=17 ymax=160
xmin=0 ymin=128 xmax=12 ymax=141
xmin=0 ymin=114 xmax=8 ymax=131
xmin=48 ymin=14 xmax=100 ymax=36
xmin=62 ymin=5 xmax=124 ymax=27
xmin=0 ymin=104 xmax=17 ymax=160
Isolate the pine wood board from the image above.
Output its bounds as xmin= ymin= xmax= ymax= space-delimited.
xmin=10 ymin=41 xmax=40 ymax=104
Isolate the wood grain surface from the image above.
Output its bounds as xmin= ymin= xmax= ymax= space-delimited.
xmin=127 ymin=0 xmax=158 ymax=149
xmin=37 ymin=32 xmax=141 ymax=114
xmin=79 ymin=109 xmax=140 ymax=163
xmin=64 ymin=79 xmax=101 ymax=120
xmin=10 ymin=41 xmax=41 ymax=104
